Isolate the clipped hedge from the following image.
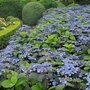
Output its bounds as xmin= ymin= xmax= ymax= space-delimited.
xmin=0 ymin=19 xmax=22 ymax=49
xmin=0 ymin=0 xmax=22 ymax=19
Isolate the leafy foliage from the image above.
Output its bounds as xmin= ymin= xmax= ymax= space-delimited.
xmin=0 ymin=0 xmax=22 ymax=18
xmin=39 ymin=0 xmax=57 ymax=9
xmin=0 ymin=17 xmax=21 ymax=49
xmin=0 ymin=5 xmax=90 ymax=90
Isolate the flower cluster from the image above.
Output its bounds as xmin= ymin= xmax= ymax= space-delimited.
xmin=29 ymin=62 xmax=52 ymax=73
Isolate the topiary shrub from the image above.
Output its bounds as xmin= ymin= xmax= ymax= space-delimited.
xmin=22 ymin=2 xmax=45 ymax=26
xmin=39 ymin=0 xmax=57 ymax=9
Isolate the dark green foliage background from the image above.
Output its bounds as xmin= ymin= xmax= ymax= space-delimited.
xmin=61 ymin=0 xmax=90 ymax=5
xmin=0 ymin=0 xmax=22 ymax=18
xmin=39 ymin=0 xmax=57 ymax=9
xmin=75 ymin=0 xmax=90 ymax=4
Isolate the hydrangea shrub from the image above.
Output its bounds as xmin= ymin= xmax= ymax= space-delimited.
xmin=0 ymin=5 xmax=90 ymax=90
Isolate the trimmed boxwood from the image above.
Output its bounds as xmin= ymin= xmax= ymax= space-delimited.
xmin=0 ymin=19 xmax=22 ymax=49
xmin=22 ymin=2 xmax=45 ymax=26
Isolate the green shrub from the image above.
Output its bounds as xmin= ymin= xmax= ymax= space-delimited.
xmin=39 ymin=0 xmax=57 ymax=9
xmin=75 ymin=0 xmax=90 ymax=4
xmin=68 ymin=3 xmax=79 ymax=7
xmin=22 ymin=2 xmax=45 ymax=26
xmin=20 ymin=0 xmax=31 ymax=7
xmin=59 ymin=0 xmax=74 ymax=6
xmin=57 ymin=2 xmax=65 ymax=7
xmin=0 ymin=18 xmax=22 ymax=49
xmin=20 ymin=0 xmax=41 ymax=7
xmin=0 ymin=18 xmax=7 ymax=30
xmin=59 ymin=0 xmax=90 ymax=5
xmin=6 ymin=16 xmax=15 ymax=21
xmin=0 ymin=0 xmax=22 ymax=19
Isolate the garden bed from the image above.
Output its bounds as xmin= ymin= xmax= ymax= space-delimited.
xmin=0 ymin=5 xmax=90 ymax=90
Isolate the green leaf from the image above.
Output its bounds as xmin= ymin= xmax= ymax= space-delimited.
xmin=37 ymin=83 xmax=44 ymax=89
xmin=57 ymin=30 xmax=61 ymax=35
xmin=19 ymin=31 xmax=27 ymax=37
xmin=55 ymin=85 xmax=65 ymax=90
xmin=38 ymin=56 xmax=46 ymax=63
xmin=15 ymin=77 xmax=26 ymax=87
xmin=11 ymin=75 xmax=18 ymax=84
xmin=65 ymin=31 xmax=70 ymax=36
xmin=64 ymin=43 xmax=75 ymax=49
xmin=1 ymin=80 xmax=14 ymax=88
xmin=31 ymin=84 xmax=42 ymax=90
xmin=25 ymin=61 xmax=30 ymax=66
xmin=11 ymin=71 xmax=18 ymax=76
xmin=66 ymin=82 xmax=74 ymax=87
xmin=42 ymin=44 xmax=48 ymax=47
xmin=10 ymin=71 xmax=18 ymax=84
xmin=84 ymin=67 xmax=90 ymax=70
xmin=15 ymin=85 xmax=23 ymax=90
xmin=84 ymin=55 xmax=90 ymax=60
xmin=77 ymin=15 xmax=83 ymax=19
xmin=48 ymin=86 xmax=56 ymax=90
xmin=87 ymin=49 xmax=90 ymax=54
xmin=70 ymin=35 xmax=76 ymax=40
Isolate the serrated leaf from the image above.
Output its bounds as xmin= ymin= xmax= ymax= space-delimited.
xmin=1 ymin=80 xmax=14 ymax=88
